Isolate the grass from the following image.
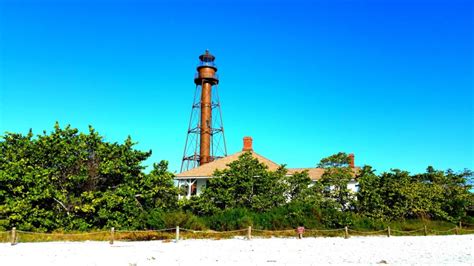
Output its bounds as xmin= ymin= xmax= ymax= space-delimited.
xmin=1 ymin=220 xmax=473 ymax=243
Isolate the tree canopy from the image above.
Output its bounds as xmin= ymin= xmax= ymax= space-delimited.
xmin=318 ymin=152 xmax=355 ymax=211
xmin=356 ymin=166 xmax=473 ymax=222
xmin=0 ymin=124 xmax=472 ymax=232
xmin=188 ymin=152 xmax=288 ymax=214
xmin=0 ymin=123 xmax=177 ymax=231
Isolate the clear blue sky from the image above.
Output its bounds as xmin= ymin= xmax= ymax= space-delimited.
xmin=0 ymin=0 xmax=472 ymax=174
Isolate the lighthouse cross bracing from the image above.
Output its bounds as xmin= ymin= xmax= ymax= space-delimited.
xmin=180 ymin=50 xmax=227 ymax=172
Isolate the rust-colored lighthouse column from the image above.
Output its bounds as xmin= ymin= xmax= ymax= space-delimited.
xmin=200 ymin=82 xmax=212 ymax=164
xmin=195 ymin=50 xmax=219 ymax=166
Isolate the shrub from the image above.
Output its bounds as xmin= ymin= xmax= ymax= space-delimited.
xmin=162 ymin=211 xmax=206 ymax=230
xmin=205 ymin=208 xmax=253 ymax=231
xmin=145 ymin=209 xmax=166 ymax=229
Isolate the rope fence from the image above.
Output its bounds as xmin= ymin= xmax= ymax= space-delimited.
xmin=306 ymin=228 xmax=345 ymax=232
xmin=348 ymin=229 xmax=387 ymax=235
xmin=461 ymin=222 xmax=474 ymax=226
xmin=1 ymin=223 xmax=473 ymax=245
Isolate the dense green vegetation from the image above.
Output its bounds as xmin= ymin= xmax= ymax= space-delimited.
xmin=0 ymin=124 xmax=472 ymax=232
xmin=0 ymin=123 xmax=178 ymax=231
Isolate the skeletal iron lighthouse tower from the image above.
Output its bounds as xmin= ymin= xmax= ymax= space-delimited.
xmin=180 ymin=50 xmax=227 ymax=172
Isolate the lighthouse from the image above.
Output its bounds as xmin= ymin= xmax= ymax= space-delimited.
xmin=181 ymin=50 xmax=227 ymax=172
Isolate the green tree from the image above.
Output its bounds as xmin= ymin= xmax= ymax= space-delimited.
xmin=318 ymin=152 xmax=352 ymax=168
xmin=0 ymin=123 xmax=177 ymax=231
xmin=138 ymin=161 xmax=179 ymax=211
xmin=284 ymin=170 xmax=324 ymax=204
xmin=192 ymin=152 xmax=287 ymax=214
xmin=284 ymin=170 xmax=311 ymax=201
xmin=369 ymin=167 xmax=472 ymax=221
xmin=355 ymin=165 xmax=386 ymax=219
xmin=442 ymin=168 xmax=473 ymax=221
xmin=318 ymin=152 xmax=355 ymax=211
xmin=415 ymin=167 xmax=472 ymax=221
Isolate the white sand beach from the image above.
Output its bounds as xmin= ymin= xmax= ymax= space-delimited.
xmin=0 ymin=235 xmax=472 ymax=265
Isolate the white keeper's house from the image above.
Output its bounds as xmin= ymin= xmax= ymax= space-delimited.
xmin=175 ymin=137 xmax=359 ymax=199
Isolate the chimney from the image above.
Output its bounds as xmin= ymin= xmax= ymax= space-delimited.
xmin=348 ymin=153 xmax=355 ymax=168
xmin=242 ymin=136 xmax=253 ymax=152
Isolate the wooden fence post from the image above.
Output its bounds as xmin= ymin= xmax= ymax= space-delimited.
xmin=344 ymin=226 xmax=349 ymax=239
xmin=247 ymin=226 xmax=252 ymax=240
xmin=109 ymin=227 xmax=115 ymax=245
xmin=176 ymin=226 xmax=180 ymax=242
xmin=424 ymin=225 xmax=427 ymax=236
xmin=455 ymin=226 xmax=459 ymax=235
xmin=459 ymin=221 xmax=462 ymax=229
xmin=387 ymin=226 xmax=391 ymax=237
xmin=11 ymin=227 xmax=17 ymax=246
